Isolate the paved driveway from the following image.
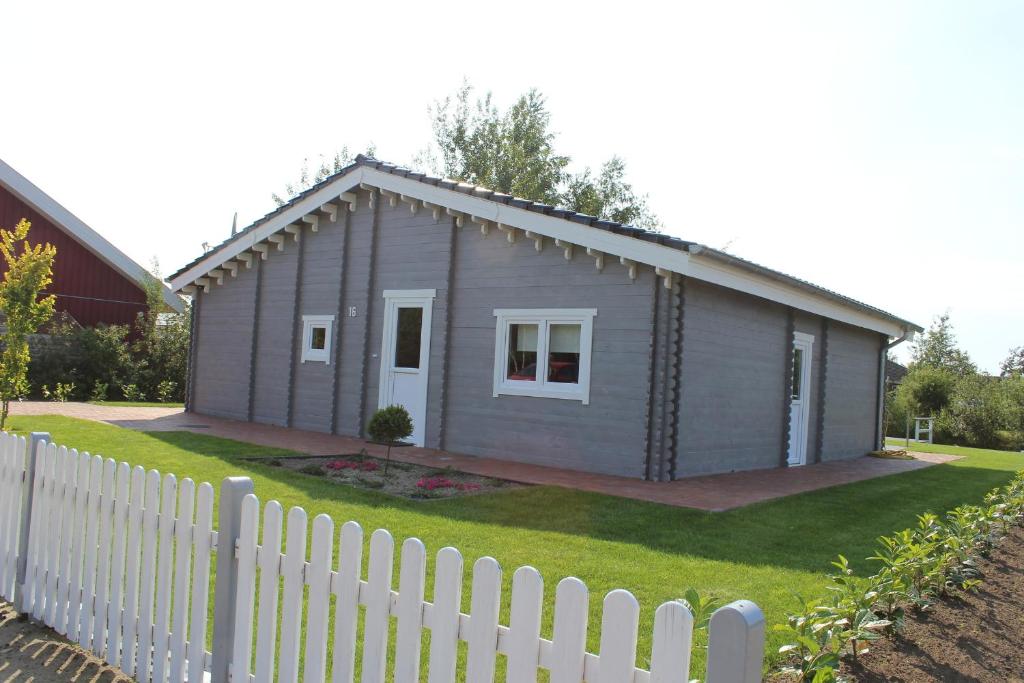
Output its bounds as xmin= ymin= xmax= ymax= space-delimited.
xmin=8 ymin=402 xmax=958 ymax=511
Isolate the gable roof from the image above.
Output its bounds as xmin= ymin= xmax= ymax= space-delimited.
xmin=170 ymin=155 xmax=920 ymax=338
xmin=0 ymin=158 xmax=184 ymax=313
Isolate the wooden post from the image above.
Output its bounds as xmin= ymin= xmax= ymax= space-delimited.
xmin=210 ymin=476 xmax=254 ymax=683
xmin=13 ymin=432 xmax=49 ymax=614
xmin=705 ymin=600 xmax=765 ymax=683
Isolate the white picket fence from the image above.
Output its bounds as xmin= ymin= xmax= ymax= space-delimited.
xmin=0 ymin=431 xmax=767 ymax=683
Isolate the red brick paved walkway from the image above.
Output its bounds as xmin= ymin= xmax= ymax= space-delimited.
xmin=10 ymin=402 xmax=958 ymax=511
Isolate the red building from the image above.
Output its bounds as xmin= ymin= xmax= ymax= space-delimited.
xmin=0 ymin=159 xmax=181 ymax=327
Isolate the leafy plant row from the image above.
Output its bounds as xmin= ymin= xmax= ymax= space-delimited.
xmin=772 ymin=469 xmax=1024 ymax=682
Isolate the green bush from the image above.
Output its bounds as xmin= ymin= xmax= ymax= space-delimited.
xmin=367 ymin=405 xmax=414 ymax=444
xmin=89 ymin=380 xmax=109 ymax=402
xmin=367 ymin=405 xmax=413 ymax=476
xmin=121 ymin=383 xmax=146 ymax=402
xmin=936 ymin=375 xmax=1010 ymax=448
xmin=27 ymin=291 xmax=190 ymax=402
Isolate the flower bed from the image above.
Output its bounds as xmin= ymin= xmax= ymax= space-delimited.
xmin=260 ymin=452 xmax=518 ymax=499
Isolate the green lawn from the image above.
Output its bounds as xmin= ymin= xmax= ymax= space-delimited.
xmin=87 ymin=401 xmax=185 ymax=408
xmin=10 ymin=416 xmax=1024 ymax=674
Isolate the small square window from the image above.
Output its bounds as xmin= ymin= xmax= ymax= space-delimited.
xmin=301 ymin=315 xmax=334 ymax=363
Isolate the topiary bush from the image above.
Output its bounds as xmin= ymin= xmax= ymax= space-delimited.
xmin=367 ymin=405 xmax=413 ymax=476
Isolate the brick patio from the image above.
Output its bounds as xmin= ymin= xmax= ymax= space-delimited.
xmin=9 ymin=402 xmax=958 ymax=511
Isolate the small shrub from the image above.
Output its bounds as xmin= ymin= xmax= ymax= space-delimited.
xmin=156 ymin=380 xmax=178 ymax=403
xmin=41 ymin=382 xmax=75 ymax=402
xmin=89 ymin=380 xmax=109 ymax=402
xmin=298 ymin=464 xmax=324 ymax=476
xmin=121 ymin=383 xmax=146 ymax=402
xmin=367 ymin=405 xmax=413 ymax=476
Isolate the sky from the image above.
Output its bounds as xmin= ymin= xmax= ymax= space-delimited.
xmin=1 ymin=1 xmax=1021 ymax=372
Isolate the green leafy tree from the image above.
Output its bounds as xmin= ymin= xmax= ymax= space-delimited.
xmin=430 ymin=83 xmax=658 ymax=227
xmin=896 ymin=365 xmax=956 ymax=419
xmin=431 ymin=85 xmax=569 ymax=206
xmin=0 ymin=219 xmax=56 ymax=427
xmin=131 ymin=261 xmax=189 ymax=402
xmin=911 ymin=313 xmax=976 ymax=377
xmin=272 ymin=145 xmax=376 ymax=206
xmin=561 ymin=157 xmax=657 ymax=228
xmin=1000 ymin=346 xmax=1024 ymax=378
xmin=936 ymin=374 xmax=1009 ymax=447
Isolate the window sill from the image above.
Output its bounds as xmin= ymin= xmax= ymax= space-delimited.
xmin=493 ymin=383 xmax=590 ymax=405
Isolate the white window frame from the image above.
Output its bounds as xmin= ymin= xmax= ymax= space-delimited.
xmin=301 ymin=314 xmax=335 ymax=364
xmin=492 ymin=308 xmax=597 ymax=404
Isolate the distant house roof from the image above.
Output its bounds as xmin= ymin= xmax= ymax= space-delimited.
xmin=886 ymin=359 xmax=909 ymax=385
xmin=170 ymin=155 xmax=921 ymax=337
xmin=0 ymin=158 xmax=183 ymax=313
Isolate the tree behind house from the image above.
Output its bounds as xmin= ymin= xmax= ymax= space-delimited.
xmin=911 ymin=313 xmax=976 ymax=377
xmin=0 ymin=219 xmax=56 ymax=427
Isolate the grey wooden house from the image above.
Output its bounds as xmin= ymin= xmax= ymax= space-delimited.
xmin=169 ymin=156 xmax=921 ymax=481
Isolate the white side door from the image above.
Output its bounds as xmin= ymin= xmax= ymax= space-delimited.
xmin=378 ymin=289 xmax=435 ymax=446
xmin=787 ymin=332 xmax=814 ymax=466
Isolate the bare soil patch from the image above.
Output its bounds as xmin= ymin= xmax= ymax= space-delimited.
xmin=839 ymin=526 xmax=1024 ymax=682
xmin=257 ymin=452 xmax=523 ymax=500
xmin=0 ymin=601 xmax=131 ymax=683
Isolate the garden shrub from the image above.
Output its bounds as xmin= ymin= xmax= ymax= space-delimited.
xmin=367 ymin=405 xmax=413 ymax=476
xmin=936 ymin=374 xmax=1011 ymax=448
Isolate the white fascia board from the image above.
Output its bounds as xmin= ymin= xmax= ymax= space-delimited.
xmin=0 ymin=159 xmax=184 ymax=312
xmin=169 ymin=166 xmax=368 ymax=290
xmin=685 ymin=254 xmax=907 ymax=337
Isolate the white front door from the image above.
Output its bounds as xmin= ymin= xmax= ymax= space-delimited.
xmin=378 ymin=289 xmax=435 ymax=446
xmin=787 ymin=332 xmax=814 ymax=466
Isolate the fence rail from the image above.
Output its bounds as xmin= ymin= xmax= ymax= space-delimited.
xmin=0 ymin=431 xmax=767 ymax=683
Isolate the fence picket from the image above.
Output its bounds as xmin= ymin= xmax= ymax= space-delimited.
xmin=4 ymin=437 xmax=27 ymax=601
xmin=92 ymin=458 xmax=117 ymax=656
xmin=466 ymin=557 xmax=502 ymax=683
xmin=65 ymin=452 xmax=91 ymax=642
xmin=394 ymin=537 xmax=426 ymax=683
xmin=78 ymin=455 xmax=104 ymax=647
xmin=231 ymin=494 xmax=259 ymax=683
xmin=331 ymin=520 xmax=363 ymax=683
xmin=169 ymin=478 xmax=196 ymax=683
xmin=0 ymin=437 xmax=13 ymax=597
xmin=43 ymin=443 xmax=63 ymax=626
xmin=187 ymin=483 xmax=214 ymax=683
xmin=136 ymin=469 xmax=163 ymax=682
xmin=506 ymin=567 xmax=543 ymax=683
xmin=152 ymin=474 xmax=179 ymax=683
xmin=303 ymin=514 xmax=334 ymax=683
xmin=53 ymin=447 xmax=77 ymax=634
xmin=428 ymin=547 xmax=464 ymax=683
xmin=254 ymin=501 xmax=283 ymax=683
xmin=597 ymin=590 xmax=640 ymax=683
xmin=278 ymin=506 xmax=308 ymax=683
xmin=362 ymin=529 xmax=394 ymax=683
xmin=0 ymin=437 xmax=12 ymax=597
xmin=122 ymin=466 xmax=148 ymax=675
xmin=107 ymin=462 xmax=132 ymax=667
xmin=549 ymin=578 xmax=589 ymax=683
xmin=650 ymin=601 xmax=692 ymax=683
